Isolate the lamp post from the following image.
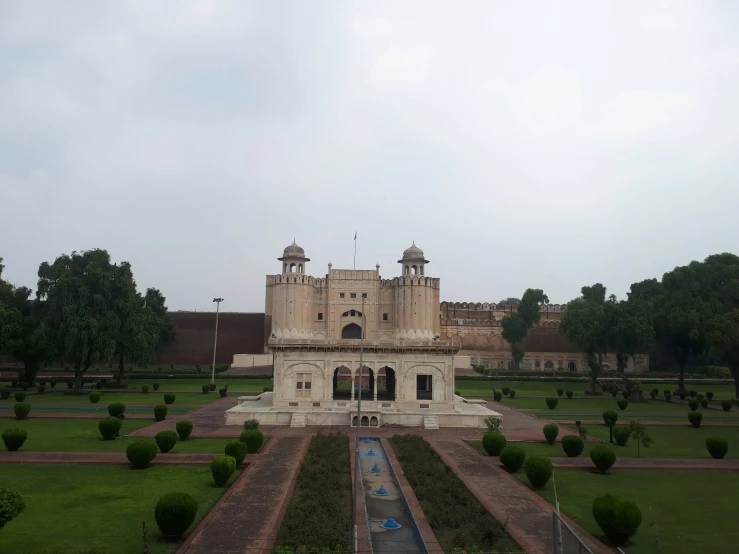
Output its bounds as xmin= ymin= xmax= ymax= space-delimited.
xmin=211 ymin=298 xmax=224 ymax=385
xmin=352 ymin=296 xmax=366 ymax=554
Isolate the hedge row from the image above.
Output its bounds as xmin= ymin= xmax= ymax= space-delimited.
xmin=390 ymin=434 xmax=514 ymax=552
xmin=274 ymin=433 xmax=352 ymax=550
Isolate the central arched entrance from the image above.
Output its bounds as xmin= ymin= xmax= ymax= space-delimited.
xmin=341 ymin=323 xmax=362 ymax=339
xmin=377 ymin=366 xmax=396 ymax=401
xmin=332 ymin=366 xmax=352 ymax=400
xmin=353 ymin=366 xmax=373 ymax=400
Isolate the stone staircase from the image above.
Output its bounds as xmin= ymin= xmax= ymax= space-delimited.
xmin=289 ymin=413 xmax=306 ymax=428
xmin=423 ymin=415 xmax=439 ymax=430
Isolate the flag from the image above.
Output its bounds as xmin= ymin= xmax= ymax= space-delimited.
xmin=354 ymin=231 xmax=357 ymax=240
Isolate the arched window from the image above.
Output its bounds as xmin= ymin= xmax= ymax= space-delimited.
xmin=404 ymin=265 xmax=409 ymax=276
xmin=420 ymin=265 xmax=424 ymax=275
xmin=544 ymin=361 xmax=554 ymax=369
xmin=342 ymin=323 xmax=362 ymax=339
xmin=411 ymin=265 xmax=417 ymax=275
xmin=283 ymin=263 xmax=287 ymax=273
xmin=298 ymin=263 xmax=303 ymax=273
xmin=535 ymin=361 xmax=541 ymax=368
xmin=290 ymin=263 xmax=296 ymax=273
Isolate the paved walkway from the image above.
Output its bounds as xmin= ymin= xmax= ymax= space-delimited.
xmin=128 ymin=397 xmax=238 ymax=437
xmin=178 ymin=435 xmax=309 ymax=554
xmin=428 ymin=438 xmax=611 ymax=554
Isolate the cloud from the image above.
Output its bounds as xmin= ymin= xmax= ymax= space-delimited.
xmin=368 ymin=46 xmax=434 ymax=88
xmin=353 ymin=15 xmax=393 ymax=40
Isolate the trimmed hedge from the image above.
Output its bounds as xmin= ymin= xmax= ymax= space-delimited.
xmin=225 ymin=440 xmax=248 ymax=467
xmin=108 ymin=402 xmax=126 ymax=417
xmin=543 ymin=424 xmax=559 ymax=445
xmin=499 ymin=446 xmax=526 ymax=473
xmin=98 ymin=417 xmax=123 ymax=440
xmin=36 ymin=384 xmax=45 ymax=395
xmin=721 ymin=400 xmax=732 ymax=412
xmin=688 ymin=411 xmax=703 ymax=428
xmin=689 ymin=400 xmax=699 ymax=411
xmin=613 ymin=426 xmax=630 ymax=446
xmin=706 ymin=391 xmax=714 ymax=400
xmin=557 ymin=388 xmax=564 ymax=396
xmin=155 ymin=431 xmax=178 ymax=453
xmin=201 ymin=384 xmax=210 ymax=394
xmin=501 ymin=387 xmax=510 ymax=395
xmin=617 ymin=399 xmax=628 ymax=410
xmin=14 ymin=403 xmax=30 ymax=420
xmin=0 ymin=488 xmax=26 ymax=529
xmin=700 ymin=398 xmax=709 ymax=409
xmin=592 ymin=493 xmax=642 ymax=545
xmin=154 ymin=404 xmax=168 ymax=422
xmin=155 ymin=492 xmax=198 ymax=538
xmin=176 ymin=420 xmax=193 ymax=441
xmin=509 ymin=389 xmax=516 ymax=398
xmin=590 ymin=446 xmax=616 ymax=473
xmin=493 ymin=391 xmax=503 ymax=402
xmin=209 ymin=383 xmax=216 ymax=391
xmin=14 ymin=392 xmax=26 ymax=402
xmin=0 ymin=387 xmax=10 ymax=400
xmin=546 ymin=397 xmax=558 ymax=409
xmin=243 ymin=419 xmax=260 ymax=431
xmin=239 ymin=430 xmax=264 ymax=453
xmin=602 ymin=410 xmax=618 ymax=426
xmin=2 ymin=429 xmax=28 ymax=451
xmin=89 ymin=391 xmax=102 ymax=403
xmin=706 ymin=437 xmax=729 ymax=459
xmin=219 ymin=388 xmax=228 ymax=398
xmin=482 ymin=432 xmax=507 ymax=456
xmin=566 ymin=390 xmax=573 ymax=399
xmin=664 ymin=391 xmax=672 ymax=402
xmin=211 ymin=455 xmax=237 ymax=486
xmin=153 ymin=383 xmax=160 ymax=391
xmin=126 ymin=440 xmax=158 ymax=468
xmin=523 ymin=456 xmax=553 ymax=490
xmin=142 ymin=385 xmax=149 ymax=394
xmin=163 ymin=394 xmax=176 ymax=405
xmin=650 ymin=388 xmax=659 ymax=399
xmin=561 ymin=435 xmax=585 ymax=457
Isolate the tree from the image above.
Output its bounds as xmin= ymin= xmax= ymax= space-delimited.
xmin=0 ymin=258 xmax=53 ymax=383
xmin=144 ymin=288 xmax=177 ymax=350
xmin=37 ymin=249 xmax=120 ymax=393
xmin=501 ymin=289 xmax=549 ymax=370
xmin=609 ymin=299 xmax=654 ymax=373
xmin=627 ymin=420 xmax=653 ymax=458
xmin=111 ymin=262 xmax=150 ymax=385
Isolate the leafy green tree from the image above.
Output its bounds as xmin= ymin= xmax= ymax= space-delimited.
xmin=609 ymin=299 xmax=654 ymax=373
xmin=627 ymin=420 xmax=653 ymax=458
xmin=144 ymin=288 xmax=176 ymax=350
xmin=0 ymin=258 xmax=54 ymax=383
xmin=501 ymin=289 xmax=549 ymax=370
xmin=37 ymin=249 xmax=120 ymax=393
xmin=111 ymin=262 xmax=150 ymax=384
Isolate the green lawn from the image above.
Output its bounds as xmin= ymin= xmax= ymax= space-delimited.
xmin=468 ymin=423 xmax=739 ymax=459
xmin=1 ymin=378 xmax=273 ymax=393
xmin=0 ymin=418 xmax=237 ymax=453
xmin=0 ymin=465 xmax=238 ymax=554
xmin=515 ymin=470 xmax=739 ymax=553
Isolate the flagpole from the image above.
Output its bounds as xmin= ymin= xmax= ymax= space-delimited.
xmin=353 ymin=231 xmax=357 ymax=270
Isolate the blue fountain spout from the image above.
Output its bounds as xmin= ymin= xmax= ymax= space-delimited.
xmin=380 ymin=517 xmax=402 ymax=530
xmin=367 ymin=448 xmax=376 ymax=456
xmin=369 ymin=464 xmax=382 ymax=473
xmin=374 ymin=486 xmax=390 ymax=496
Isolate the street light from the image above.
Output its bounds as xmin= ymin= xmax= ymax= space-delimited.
xmin=352 ymin=295 xmax=366 ymax=554
xmin=211 ymin=298 xmax=224 ymax=385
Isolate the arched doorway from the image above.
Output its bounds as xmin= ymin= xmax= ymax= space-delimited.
xmin=353 ymin=366 xmax=373 ymax=400
xmin=333 ymin=366 xmax=352 ymax=400
xmin=377 ymin=366 xmax=396 ymax=401
xmin=341 ymin=323 xmax=362 ymax=339
xmin=568 ymin=361 xmax=577 ymax=371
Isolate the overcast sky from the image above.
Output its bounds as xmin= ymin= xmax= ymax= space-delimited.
xmin=2 ymin=1 xmax=738 ymax=312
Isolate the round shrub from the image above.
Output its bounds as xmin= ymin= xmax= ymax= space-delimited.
xmin=142 ymin=385 xmax=149 ymax=394
xmin=688 ymin=411 xmax=703 ymax=428
xmin=592 ymin=493 xmax=642 ymax=545
xmin=153 ymin=383 xmax=160 ymax=391
xmin=176 ymin=420 xmax=193 ymax=441
xmin=706 ymin=391 xmax=714 ymax=401
xmin=617 ymin=400 xmax=628 ymax=410
xmin=211 ymin=455 xmax=237 ymax=486
xmin=108 ymin=402 xmax=126 ymax=417
xmin=126 ymin=440 xmax=158 ymax=468
xmin=50 ymin=381 xmax=56 ymax=388
xmin=501 ymin=387 xmax=510 ymax=395
xmin=688 ymin=400 xmax=699 ymax=411
xmin=155 ymin=431 xmax=178 ymax=453
xmin=14 ymin=403 xmax=30 ymax=420
xmin=2 ymin=429 xmax=28 ymax=451
xmin=566 ymin=390 xmax=573 ymax=399
xmin=225 ymin=440 xmax=248 ymax=468
xmin=621 ymin=390 xmax=631 ymax=400
xmin=209 ymin=383 xmax=216 ymax=391
xmin=155 ymin=492 xmax=198 ymax=538
xmin=697 ymin=393 xmax=705 ymax=401
xmin=543 ymin=424 xmax=559 ymax=445
xmin=664 ymin=391 xmax=672 ymax=403
xmin=239 ymin=430 xmax=264 ymax=453
xmin=0 ymin=387 xmax=10 ymax=400
xmin=36 ymin=384 xmax=45 ymax=395
xmin=613 ymin=426 xmax=630 ymax=447
xmin=721 ymin=400 xmax=732 ymax=412
xmin=201 ymin=384 xmax=210 ymax=394
xmin=590 ymin=446 xmax=617 ymax=473
xmin=14 ymin=392 xmax=26 ymax=402
xmin=546 ymin=397 xmax=558 ymax=409
xmin=610 ymin=390 xmax=618 ymax=397
xmin=706 ymin=437 xmax=729 ymax=459
xmin=561 ymin=435 xmax=585 ymax=457
xmin=678 ymin=391 xmax=686 ymax=400
xmin=649 ymin=388 xmax=658 ymax=400
xmin=243 ymin=419 xmax=260 ymax=431
xmin=163 ymin=394 xmax=176 ymax=405
xmin=556 ymin=388 xmax=564 ymax=397
xmin=98 ymin=417 xmax=123 ymax=440
xmin=219 ymin=388 xmax=227 ymax=398
xmin=602 ymin=410 xmax=618 ymax=426
xmin=89 ymin=391 xmax=102 ymax=403
xmin=154 ymin=404 xmax=168 ymax=422
xmin=700 ymin=398 xmax=708 ymax=409
xmin=689 ymin=390 xmax=697 ymax=398
xmin=0 ymin=488 xmax=26 ymax=529
xmin=509 ymin=389 xmax=516 ymax=398
xmin=499 ymin=445 xmax=526 ymax=473
xmin=481 ymin=432 xmax=507 ymax=456
xmin=523 ymin=456 xmax=553 ymax=490
xmin=493 ymin=391 xmax=503 ymax=402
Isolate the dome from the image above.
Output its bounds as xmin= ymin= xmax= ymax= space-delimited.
xmin=398 ymin=241 xmax=429 ymax=263
xmin=278 ymin=239 xmax=309 ymax=261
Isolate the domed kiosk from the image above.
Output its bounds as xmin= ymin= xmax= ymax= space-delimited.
xmin=225 ymin=240 xmax=502 ymax=429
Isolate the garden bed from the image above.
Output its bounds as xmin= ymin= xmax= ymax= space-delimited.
xmin=274 ymin=433 xmax=352 ymax=551
xmin=389 ymin=434 xmax=520 ymax=553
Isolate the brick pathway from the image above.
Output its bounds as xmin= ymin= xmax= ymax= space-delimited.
xmin=128 ymin=397 xmax=238 ymax=437
xmin=428 ymin=438 xmax=611 ymax=554
xmin=178 ymin=435 xmax=309 ymax=554
xmin=0 ymin=451 xmax=214 ymax=465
